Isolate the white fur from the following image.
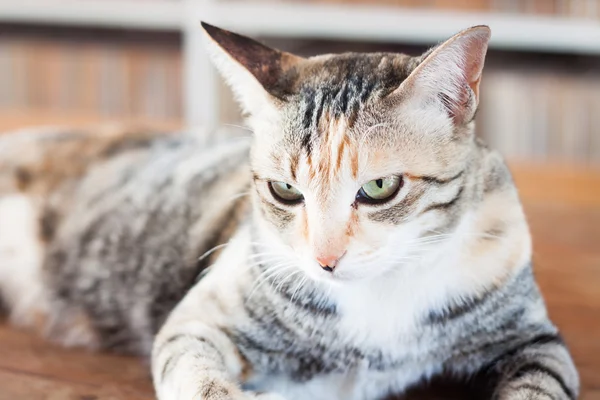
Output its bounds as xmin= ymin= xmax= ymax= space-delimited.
xmin=0 ymin=194 xmax=47 ymax=327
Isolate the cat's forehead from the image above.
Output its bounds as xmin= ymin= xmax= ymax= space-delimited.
xmin=297 ymin=52 xmax=416 ymax=85
xmin=290 ymin=52 xmax=417 ymax=103
xmin=253 ymin=52 xmax=466 ymax=178
xmin=279 ymin=53 xmax=418 ymax=145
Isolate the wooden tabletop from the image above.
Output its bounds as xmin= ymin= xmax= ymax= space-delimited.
xmin=1 ymin=163 xmax=599 ymax=400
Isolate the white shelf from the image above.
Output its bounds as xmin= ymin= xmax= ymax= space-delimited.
xmin=2 ymin=1 xmax=599 ymax=54
xmin=2 ymin=0 xmax=600 ymax=130
xmin=0 ymin=0 xmax=183 ymax=30
xmin=204 ymin=2 xmax=600 ymax=55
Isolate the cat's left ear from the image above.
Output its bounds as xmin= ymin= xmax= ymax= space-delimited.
xmin=394 ymin=26 xmax=491 ymax=126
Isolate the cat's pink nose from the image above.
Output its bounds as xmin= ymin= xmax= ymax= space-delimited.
xmin=316 ymin=252 xmax=345 ymax=272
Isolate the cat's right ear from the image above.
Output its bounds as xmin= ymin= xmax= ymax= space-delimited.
xmin=201 ymin=22 xmax=304 ymax=116
xmin=392 ymin=25 xmax=491 ymax=127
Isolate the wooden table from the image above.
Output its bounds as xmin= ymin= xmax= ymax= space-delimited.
xmin=1 ymin=163 xmax=599 ymax=400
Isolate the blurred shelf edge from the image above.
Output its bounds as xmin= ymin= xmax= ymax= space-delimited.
xmin=0 ymin=0 xmax=183 ymax=31
xmin=1 ymin=1 xmax=600 ymax=55
xmin=205 ymin=1 xmax=600 ymax=56
xmin=0 ymin=109 xmax=183 ymax=132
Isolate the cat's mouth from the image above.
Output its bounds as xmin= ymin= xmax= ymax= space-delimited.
xmin=312 ymin=267 xmax=358 ymax=284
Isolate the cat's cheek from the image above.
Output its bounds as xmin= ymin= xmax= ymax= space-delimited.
xmin=350 ymin=221 xmax=397 ymax=261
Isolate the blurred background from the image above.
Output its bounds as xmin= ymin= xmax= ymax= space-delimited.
xmin=1 ymin=0 xmax=600 ymax=164
xmin=0 ymin=2 xmax=599 ymax=399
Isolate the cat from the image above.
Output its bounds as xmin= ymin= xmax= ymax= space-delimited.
xmin=0 ymin=23 xmax=578 ymax=400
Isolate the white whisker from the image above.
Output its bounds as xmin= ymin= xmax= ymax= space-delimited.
xmin=223 ymin=123 xmax=254 ymax=134
xmin=275 ymin=270 xmax=303 ymax=293
xmin=245 ymin=263 xmax=298 ymax=303
xmin=197 ymin=242 xmax=230 ymax=262
xmin=224 ymin=191 xmax=251 ymax=204
xmin=290 ymin=276 xmax=308 ymax=304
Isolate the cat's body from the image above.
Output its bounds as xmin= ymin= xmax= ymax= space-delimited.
xmin=0 ymin=23 xmax=578 ymax=400
xmin=0 ymin=128 xmax=251 ymax=352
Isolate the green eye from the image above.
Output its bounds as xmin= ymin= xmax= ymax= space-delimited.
xmin=357 ymin=176 xmax=402 ymax=204
xmin=269 ymin=181 xmax=304 ymax=204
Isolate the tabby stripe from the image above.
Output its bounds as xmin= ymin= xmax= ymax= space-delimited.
xmin=360 ymin=79 xmax=376 ymax=103
xmin=369 ymin=185 xmax=427 ymax=224
xmin=258 ymin=196 xmax=294 ymax=226
xmin=243 ymin=293 xmax=297 ymax=342
xmin=275 ymin=284 xmax=337 ymax=315
xmin=429 ymin=259 xmax=533 ymax=324
xmin=199 ymin=379 xmax=232 ymax=399
xmin=156 ymin=333 xmax=211 ymax=356
xmin=494 ymin=333 xmax=565 ymax=362
xmin=235 ymin=331 xmax=280 ymax=355
xmin=250 ymin=260 xmax=337 ymax=315
xmin=336 ymin=82 xmax=350 ymax=114
xmin=415 ymin=169 xmax=465 ymax=185
xmin=158 ymin=334 xmax=221 ymax=382
xmin=512 ymin=362 xmax=576 ymax=400
xmin=301 ymin=133 xmax=312 ymax=156
xmin=301 ymin=88 xmax=317 ymax=130
xmin=39 ymin=206 xmax=60 ymax=242
xmin=426 ymin=281 xmax=500 ymax=323
xmin=252 ymin=172 xmax=272 ymax=182
xmin=512 ymin=383 xmax=554 ymax=399
xmin=420 ymin=186 xmax=464 ymax=215
xmin=87 ymin=168 xmax=136 ymax=206
xmin=160 ymin=351 xmax=184 ymax=382
xmin=316 ymin=90 xmax=331 ymax=129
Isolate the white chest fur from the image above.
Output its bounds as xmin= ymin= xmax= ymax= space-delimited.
xmin=247 ymin=271 xmax=453 ymax=400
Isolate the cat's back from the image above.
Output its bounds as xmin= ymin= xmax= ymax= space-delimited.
xmin=0 ymin=126 xmax=164 ymax=195
xmin=0 ymin=127 xmax=252 ymax=353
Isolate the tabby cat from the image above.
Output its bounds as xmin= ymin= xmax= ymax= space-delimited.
xmin=0 ymin=23 xmax=578 ymax=400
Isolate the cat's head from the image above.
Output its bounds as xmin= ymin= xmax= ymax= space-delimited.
xmin=202 ymin=22 xmax=491 ymax=284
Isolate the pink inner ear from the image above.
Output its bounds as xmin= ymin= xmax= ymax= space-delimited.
xmin=444 ymin=30 xmax=490 ymax=124
xmin=460 ymin=31 xmax=490 ymax=104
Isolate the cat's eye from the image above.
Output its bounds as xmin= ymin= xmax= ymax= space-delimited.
xmin=356 ymin=176 xmax=402 ymax=204
xmin=269 ymin=181 xmax=304 ymax=204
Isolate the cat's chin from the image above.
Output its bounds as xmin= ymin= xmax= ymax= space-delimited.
xmin=299 ymin=268 xmax=350 ymax=285
xmin=304 ymin=268 xmax=378 ymax=286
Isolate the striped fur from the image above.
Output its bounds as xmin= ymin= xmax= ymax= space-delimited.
xmin=0 ymin=23 xmax=578 ymax=400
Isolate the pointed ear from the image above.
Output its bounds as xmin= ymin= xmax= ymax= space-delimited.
xmin=201 ymin=22 xmax=303 ymax=115
xmin=395 ymin=25 xmax=491 ymax=126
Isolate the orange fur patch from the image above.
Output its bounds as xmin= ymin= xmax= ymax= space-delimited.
xmin=300 ymin=207 xmax=309 ymax=241
xmin=12 ymin=127 xmax=163 ymax=198
xmin=335 ymin=134 xmax=349 ymax=174
xmin=289 ymin=153 xmax=299 ymax=181
xmin=350 ymin=145 xmax=359 ymax=179
xmin=346 ymin=210 xmax=359 ymax=238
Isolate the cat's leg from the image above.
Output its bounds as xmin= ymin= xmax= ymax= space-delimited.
xmin=151 ymin=240 xmax=286 ymax=400
xmin=489 ymin=333 xmax=579 ymax=400
xmin=153 ymin=319 xmax=246 ymax=400
xmin=152 ymin=318 xmax=284 ymax=400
